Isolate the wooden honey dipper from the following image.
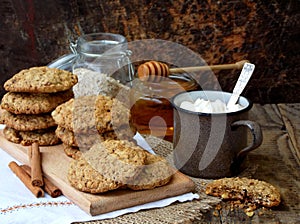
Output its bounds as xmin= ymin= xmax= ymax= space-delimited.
xmin=137 ymin=60 xmax=249 ymax=82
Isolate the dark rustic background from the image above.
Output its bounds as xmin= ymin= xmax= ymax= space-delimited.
xmin=0 ymin=0 xmax=299 ymax=103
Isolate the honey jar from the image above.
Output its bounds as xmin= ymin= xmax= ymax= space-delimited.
xmin=130 ymin=73 xmax=200 ymax=141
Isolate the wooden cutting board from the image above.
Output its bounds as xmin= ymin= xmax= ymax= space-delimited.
xmin=0 ymin=130 xmax=195 ymax=216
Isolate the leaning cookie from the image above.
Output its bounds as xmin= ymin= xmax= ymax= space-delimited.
xmin=3 ymin=126 xmax=60 ymax=146
xmin=127 ymin=152 xmax=173 ymax=190
xmin=0 ymin=110 xmax=56 ymax=131
xmin=83 ymin=140 xmax=147 ymax=185
xmin=205 ymin=177 xmax=281 ymax=210
xmin=68 ymin=156 xmax=123 ymax=194
xmin=1 ymin=90 xmax=74 ymax=114
xmin=4 ymin=66 xmax=78 ymax=93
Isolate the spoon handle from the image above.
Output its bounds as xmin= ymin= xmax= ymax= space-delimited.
xmin=227 ymin=63 xmax=255 ymax=108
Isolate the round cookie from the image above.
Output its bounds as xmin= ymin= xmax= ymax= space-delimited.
xmin=4 ymin=66 xmax=78 ymax=93
xmin=52 ymin=95 xmax=133 ymax=134
xmin=63 ymin=144 xmax=82 ymax=160
xmin=94 ymin=96 xmax=131 ymax=133
xmin=1 ymin=90 xmax=74 ymax=114
xmin=127 ymin=151 xmax=173 ymax=190
xmin=3 ymin=126 xmax=60 ymax=146
xmin=68 ymin=156 xmax=123 ymax=193
xmin=2 ymin=126 xmax=20 ymax=144
xmin=51 ymin=98 xmax=74 ymax=131
xmin=0 ymin=110 xmax=56 ymax=131
xmin=83 ymin=140 xmax=147 ymax=185
xmin=55 ymin=125 xmax=136 ymax=150
xmin=55 ymin=126 xmax=112 ymax=149
xmin=205 ymin=177 xmax=281 ymax=209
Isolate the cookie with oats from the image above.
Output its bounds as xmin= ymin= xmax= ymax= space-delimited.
xmin=68 ymin=156 xmax=123 ymax=193
xmin=3 ymin=126 xmax=60 ymax=146
xmin=0 ymin=110 xmax=56 ymax=131
xmin=83 ymin=140 xmax=147 ymax=185
xmin=127 ymin=151 xmax=173 ymax=190
xmin=205 ymin=177 xmax=281 ymax=210
xmin=1 ymin=90 xmax=73 ymax=114
xmin=4 ymin=66 xmax=78 ymax=93
xmin=51 ymin=98 xmax=75 ymax=131
xmin=55 ymin=125 xmax=115 ymax=149
xmin=51 ymin=95 xmax=133 ymax=134
xmin=56 ymin=125 xmax=136 ymax=152
xmin=2 ymin=126 xmax=21 ymax=144
xmin=63 ymin=144 xmax=82 ymax=160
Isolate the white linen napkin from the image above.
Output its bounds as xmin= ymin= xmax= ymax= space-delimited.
xmin=0 ymin=125 xmax=199 ymax=224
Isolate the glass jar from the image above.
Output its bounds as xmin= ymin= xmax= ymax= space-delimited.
xmin=71 ymin=33 xmax=134 ymax=96
xmin=130 ymin=72 xmax=200 ymax=142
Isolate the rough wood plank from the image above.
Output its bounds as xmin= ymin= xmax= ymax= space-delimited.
xmin=278 ymin=103 xmax=300 ymax=166
xmin=209 ymin=104 xmax=300 ymax=223
xmin=0 ymin=130 xmax=195 ymax=216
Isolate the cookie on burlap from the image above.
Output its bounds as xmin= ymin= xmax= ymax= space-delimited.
xmin=52 ymin=95 xmax=133 ymax=134
xmin=0 ymin=110 xmax=56 ymax=131
xmin=127 ymin=151 xmax=173 ymax=190
xmin=4 ymin=66 xmax=78 ymax=93
xmin=83 ymin=140 xmax=147 ymax=185
xmin=63 ymin=144 xmax=82 ymax=160
xmin=1 ymin=90 xmax=74 ymax=114
xmin=3 ymin=126 xmax=60 ymax=146
xmin=68 ymin=156 xmax=123 ymax=193
xmin=205 ymin=177 xmax=281 ymax=211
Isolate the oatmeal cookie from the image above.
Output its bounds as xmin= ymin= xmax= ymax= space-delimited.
xmin=0 ymin=110 xmax=56 ymax=131
xmin=68 ymin=156 xmax=123 ymax=193
xmin=127 ymin=151 xmax=173 ymax=190
xmin=55 ymin=125 xmax=116 ymax=149
xmin=4 ymin=66 xmax=78 ymax=93
xmin=1 ymin=90 xmax=73 ymax=114
xmin=52 ymin=95 xmax=133 ymax=134
xmin=83 ymin=140 xmax=147 ymax=185
xmin=3 ymin=126 xmax=60 ymax=146
xmin=205 ymin=177 xmax=281 ymax=209
xmin=63 ymin=144 xmax=82 ymax=160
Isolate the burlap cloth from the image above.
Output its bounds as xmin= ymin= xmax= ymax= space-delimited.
xmin=74 ymin=135 xmax=257 ymax=224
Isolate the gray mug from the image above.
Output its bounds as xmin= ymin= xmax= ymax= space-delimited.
xmin=171 ymin=90 xmax=263 ymax=178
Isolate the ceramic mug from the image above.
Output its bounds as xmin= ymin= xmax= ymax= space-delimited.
xmin=171 ymin=90 xmax=263 ymax=178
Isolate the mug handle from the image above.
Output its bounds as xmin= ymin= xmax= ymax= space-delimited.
xmin=231 ymin=120 xmax=263 ymax=159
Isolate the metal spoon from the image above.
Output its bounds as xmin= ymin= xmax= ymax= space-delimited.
xmin=227 ymin=62 xmax=255 ymax=109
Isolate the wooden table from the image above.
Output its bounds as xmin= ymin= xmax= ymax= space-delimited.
xmin=198 ymin=103 xmax=300 ymax=223
xmin=90 ymin=103 xmax=299 ymax=224
xmin=1 ymin=103 xmax=299 ymax=223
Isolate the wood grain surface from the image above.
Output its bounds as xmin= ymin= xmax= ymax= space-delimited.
xmin=0 ymin=103 xmax=299 ymax=223
xmin=206 ymin=104 xmax=300 ymax=223
xmin=0 ymin=131 xmax=195 ymax=216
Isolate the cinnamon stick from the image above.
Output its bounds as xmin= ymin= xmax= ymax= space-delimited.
xmin=21 ymin=165 xmax=62 ymax=198
xmin=27 ymin=144 xmax=32 ymax=162
xmin=8 ymin=161 xmax=44 ymax=198
xmin=30 ymin=142 xmax=44 ymax=187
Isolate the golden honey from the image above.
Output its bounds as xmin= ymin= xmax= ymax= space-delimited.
xmin=130 ymin=74 xmax=200 ymax=141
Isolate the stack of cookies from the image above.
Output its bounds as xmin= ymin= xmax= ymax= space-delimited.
xmin=0 ymin=66 xmax=78 ymax=146
xmin=68 ymin=140 xmax=173 ymax=193
xmin=51 ymin=94 xmax=136 ymax=159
